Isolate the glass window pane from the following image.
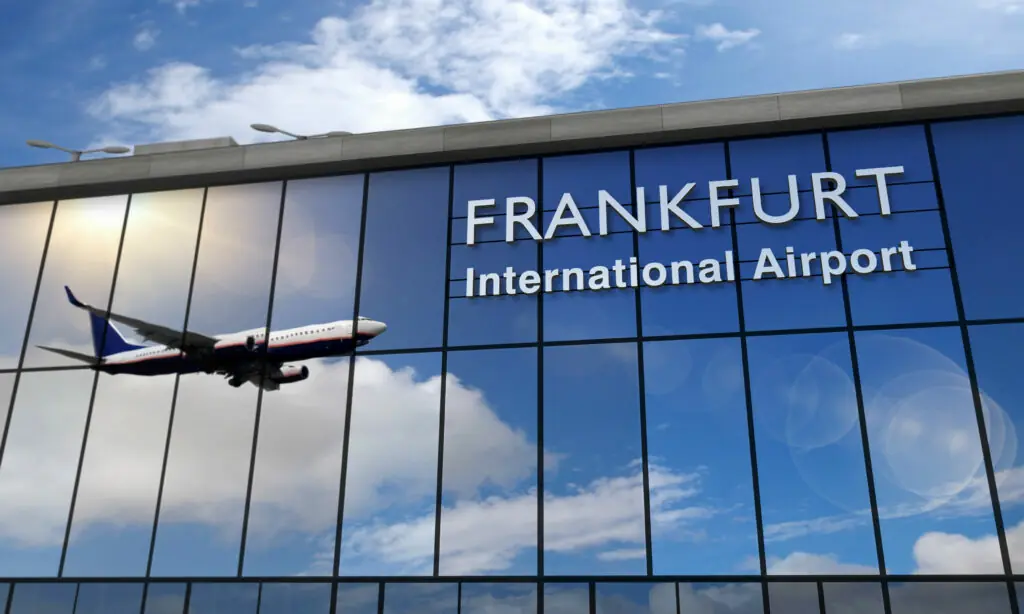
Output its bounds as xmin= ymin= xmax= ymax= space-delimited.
xmin=748 ymin=333 xmax=880 ymax=574
xmin=0 ymin=373 xmax=16 ymax=479
xmin=74 ymin=583 xmax=144 ymax=614
xmin=358 ymin=168 xmax=449 ymax=351
xmin=544 ymin=344 xmax=645 ymax=575
xmin=677 ymin=583 xmax=763 ymax=613
xmin=838 ymin=190 xmax=956 ymax=326
xmin=258 ymin=583 xmax=331 ymax=614
xmin=450 ymin=159 xmax=539 ymax=347
xmin=823 ymin=582 xmax=885 ymax=614
xmin=966 ymin=323 xmax=1024 ymax=573
xmin=767 ymin=582 xmax=818 ymax=614
xmin=62 ymin=188 xmax=204 ymax=577
xmin=382 ymin=583 xmax=457 ymax=614
xmin=542 ymin=234 xmax=637 ymax=342
xmin=0 ymin=201 xmax=53 ymax=369
xmin=931 ymin=115 xmax=1024 ymax=319
xmin=595 ymin=582 xmax=675 ymax=613
xmin=827 ymin=124 xmax=933 ymax=186
xmin=149 ymin=182 xmax=282 ymax=576
xmin=460 ymin=584 xmax=536 ymax=614
xmin=0 ymin=584 xmax=8 ymax=612
xmin=23 ymin=195 xmax=128 ymax=368
xmin=241 ymin=176 xmax=363 ymax=577
xmin=638 ymin=213 xmax=738 ymax=337
xmin=187 ymin=583 xmax=259 ymax=614
xmin=336 ymin=583 xmax=380 ymax=614
xmin=0 ymin=371 xmax=95 ymax=576
xmin=143 ymin=583 xmax=186 ymax=614
xmin=541 ymin=151 xmax=635 ymax=343
xmin=7 ymin=583 xmax=77 ymax=614
xmin=737 ymin=217 xmax=845 ymax=331
xmin=643 ymin=338 xmax=757 ymax=574
xmin=439 ymin=349 xmax=537 ymax=575
xmin=856 ymin=328 xmax=1000 ymax=574
xmin=543 ymin=583 xmax=589 ymax=614
xmin=729 ymin=133 xmax=825 ymax=203
xmin=339 ymin=353 xmax=441 ymax=575
xmin=543 ymin=151 xmax=631 ymax=211
xmin=888 ymin=582 xmax=1012 ymax=614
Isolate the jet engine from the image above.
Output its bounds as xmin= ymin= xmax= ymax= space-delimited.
xmin=269 ymin=364 xmax=310 ymax=384
xmin=245 ymin=335 xmax=257 ymax=352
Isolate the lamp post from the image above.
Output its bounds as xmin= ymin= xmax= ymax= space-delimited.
xmin=26 ymin=140 xmax=131 ymax=162
xmin=249 ymin=123 xmax=352 ymax=140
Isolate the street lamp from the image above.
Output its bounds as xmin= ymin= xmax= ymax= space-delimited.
xmin=250 ymin=123 xmax=352 ymax=140
xmin=26 ymin=140 xmax=131 ymax=162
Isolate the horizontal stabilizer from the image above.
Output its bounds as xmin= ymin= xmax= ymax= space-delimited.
xmin=36 ymin=345 xmax=99 ymax=365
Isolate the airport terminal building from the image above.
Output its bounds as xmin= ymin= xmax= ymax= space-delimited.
xmin=0 ymin=70 xmax=1023 ymax=613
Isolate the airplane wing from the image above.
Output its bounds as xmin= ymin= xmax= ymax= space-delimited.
xmin=64 ymin=286 xmax=220 ymax=352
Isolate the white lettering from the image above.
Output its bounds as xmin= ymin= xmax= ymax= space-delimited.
xmin=856 ymin=166 xmax=904 ymax=216
xmin=506 ymin=197 xmax=542 ymax=242
xmin=755 ymin=248 xmax=785 ymax=280
xmin=660 ymin=184 xmax=703 ymax=230
xmin=752 ymin=176 xmax=800 ymax=225
xmin=544 ymin=193 xmax=591 ymax=239
xmin=821 ymin=250 xmax=847 ymax=285
xmin=599 ymin=190 xmax=646 ymax=235
xmin=466 ymin=199 xmax=496 ymax=245
xmin=643 ymin=262 xmax=667 ymax=287
xmin=812 ymin=172 xmax=858 ymax=220
xmin=709 ymin=179 xmax=739 ymax=228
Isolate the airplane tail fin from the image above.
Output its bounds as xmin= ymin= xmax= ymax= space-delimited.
xmin=65 ymin=285 xmax=145 ymax=359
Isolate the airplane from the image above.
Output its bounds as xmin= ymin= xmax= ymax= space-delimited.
xmin=36 ymin=286 xmax=388 ymax=391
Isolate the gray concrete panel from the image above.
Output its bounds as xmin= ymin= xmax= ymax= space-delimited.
xmin=1 ymin=69 xmax=1023 ymax=205
xmin=341 ymin=127 xmax=445 ymax=161
xmin=443 ymin=118 xmax=552 ymax=151
xmin=661 ymin=95 xmax=780 ymax=130
xmin=551 ymin=106 xmax=663 ymax=140
xmin=147 ymin=146 xmax=247 ymax=178
xmin=778 ymin=84 xmax=903 ymax=120
xmin=243 ymin=137 xmax=343 ymax=170
xmin=134 ymin=136 xmax=239 ymax=156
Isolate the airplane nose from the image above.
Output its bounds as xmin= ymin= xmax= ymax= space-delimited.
xmin=358 ymin=319 xmax=387 ymax=337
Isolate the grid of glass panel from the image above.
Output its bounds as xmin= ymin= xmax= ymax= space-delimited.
xmin=0 ymin=116 xmax=1022 ymax=614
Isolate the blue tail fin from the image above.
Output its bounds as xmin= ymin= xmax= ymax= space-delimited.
xmin=64 ymin=286 xmax=144 ymax=359
xmin=87 ymin=312 xmax=141 ymax=358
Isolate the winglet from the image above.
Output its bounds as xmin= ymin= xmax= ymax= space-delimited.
xmin=64 ymin=285 xmax=86 ymax=308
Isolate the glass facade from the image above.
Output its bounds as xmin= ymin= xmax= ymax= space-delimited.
xmin=0 ymin=115 xmax=1022 ymax=613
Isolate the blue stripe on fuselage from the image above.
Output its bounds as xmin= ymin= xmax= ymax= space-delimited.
xmin=99 ymin=336 xmax=369 ymax=376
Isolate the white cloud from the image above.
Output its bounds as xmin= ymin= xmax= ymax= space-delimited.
xmin=133 ymin=27 xmax=159 ymax=51
xmin=88 ymin=0 xmax=680 ymax=145
xmin=694 ymin=22 xmax=760 ymax=51
xmin=979 ymin=0 xmax=1024 ymax=14
xmin=163 ymin=0 xmax=203 ymax=13
xmin=0 ymin=349 xmax=720 ymax=575
xmin=834 ymin=32 xmax=876 ymax=50
xmin=766 ymin=551 xmax=877 ymax=574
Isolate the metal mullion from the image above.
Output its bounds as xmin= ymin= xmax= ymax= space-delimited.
xmin=0 ymin=198 xmax=57 ymax=488
xmin=237 ymin=180 xmax=290 ymax=577
xmin=433 ymin=164 xmax=456 ymax=576
xmin=821 ymin=131 xmax=892 ymax=614
xmin=59 ymin=194 xmax=135 ymax=577
xmin=925 ymin=123 xmax=1018 ymax=613
xmin=144 ymin=187 xmax=210 ymax=578
xmin=723 ymin=141 xmax=770 ymax=614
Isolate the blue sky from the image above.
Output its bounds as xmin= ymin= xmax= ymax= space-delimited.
xmin=1 ymin=0 xmax=1023 ymax=168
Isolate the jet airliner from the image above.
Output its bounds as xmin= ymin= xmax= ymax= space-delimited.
xmin=37 ymin=286 xmax=388 ymax=391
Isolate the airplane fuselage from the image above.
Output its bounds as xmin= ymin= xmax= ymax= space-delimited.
xmin=97 ymin=319 xmax=377 ymax=377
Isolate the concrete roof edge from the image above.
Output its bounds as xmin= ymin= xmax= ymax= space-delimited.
xmin=1 ymin=69 xmax=1023 ymax=205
